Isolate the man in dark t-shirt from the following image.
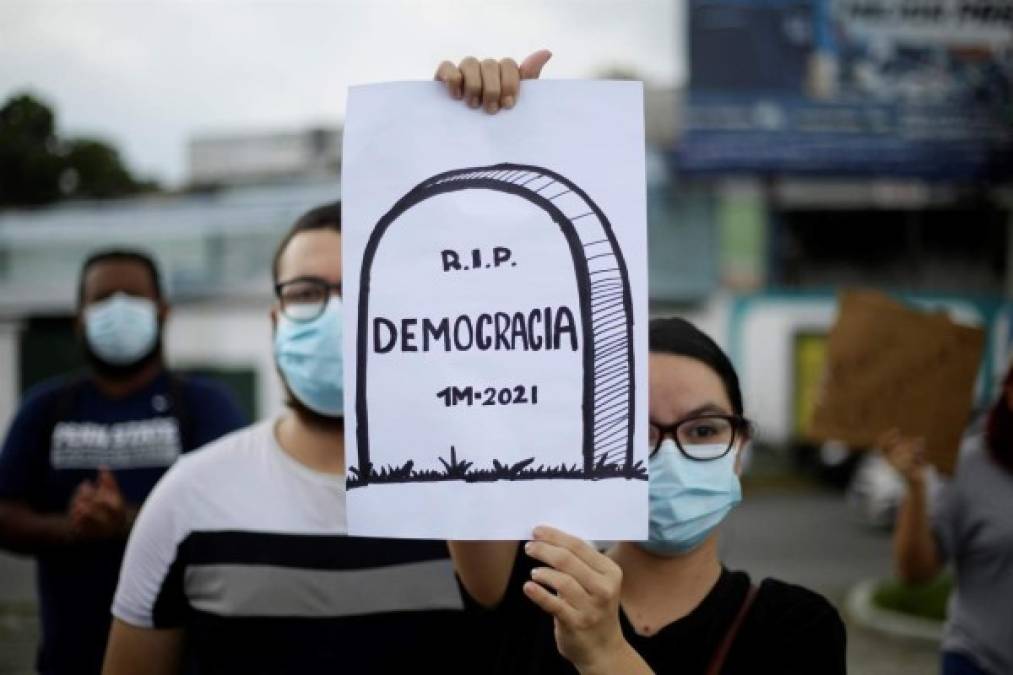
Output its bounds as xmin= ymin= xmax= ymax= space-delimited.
xmin=0 ymin=249 xmax=246 ymax=675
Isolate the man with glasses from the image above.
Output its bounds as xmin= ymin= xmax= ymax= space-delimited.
xmin=0 ymin=249 xmax=246 ymax=675
xmin=103 ymin=203 xmax=477 ymax=675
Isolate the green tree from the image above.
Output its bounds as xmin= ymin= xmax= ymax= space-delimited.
xmin=62 ymin=138 xmax=148 ymax=199
xmin=0 ymin=94 xmax=63 ymax=205
xmin=0 ymin=92 xmax=157 ymax=207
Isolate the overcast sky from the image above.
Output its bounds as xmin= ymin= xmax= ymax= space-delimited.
xmin=1 ymin=0 xmax=683 ymax=186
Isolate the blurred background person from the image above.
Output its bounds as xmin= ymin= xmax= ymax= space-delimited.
xmin=0 ymin=249 xmax=247 ymax=675
xmin=883 ymin=363 xmax=1013 ymax=675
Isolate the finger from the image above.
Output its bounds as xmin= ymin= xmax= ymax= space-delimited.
xmin=499 ymin=58 xmax=519 ymax=109
xmin=97 ymin=468 xmax=120 ymax=494
xmin=911 ymin=438 xmax=927 ymax=463
xmin=533 ymin=525 xmax=615 ymax=576
xmin=877 ymin=428 xmax=898 ymax=449
xmin=73 ymin=481 xmax=96 ymax=502
xmin=480 ymin=58 xmax=501 ymax=113
xmin=87 ymin=498 xmax=117 ymax=520
xmin=530 ymin=566 xmax=592 ymax=611
xmin=519 ymin=49 xmax=552 ymax=80
xmin=523 ymin=580 xmax=582 ymax=626
xmin=71 ymin=503 xmax=92 ymax=522
xmin=94 ymin=491 xmax=123 ymax=512
xmin=459 ymin=57 xmax=482 ymax=108
xmin=525 ymin=540 xmax=608 ymax=599
xmin=77 ymin=510 xmax=104 ymax=528
xmin=434 ymin=60 xmax=463 ymax=100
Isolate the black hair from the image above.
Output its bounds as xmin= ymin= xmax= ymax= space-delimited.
xmin=648 ymin=316 xmax=744 ymax=416
xmin=985 ymin=364 xmax=1013 ymax=475
xmin=77 ymin=249 xmax=163 ymax=308
xmin=272 ymin=201 xmax=342 ymax=285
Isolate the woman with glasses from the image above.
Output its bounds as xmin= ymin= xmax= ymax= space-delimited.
xmin=440 ymin=54 xmax=845 ymax=674
xmin=449 ymin=315 xmax=845 ymax=674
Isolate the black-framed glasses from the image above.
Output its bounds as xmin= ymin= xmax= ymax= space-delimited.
xmin=649 ymin=414 xmax=748 ymax=461
xmin=274 ymin=276 xmax=342 ymax=323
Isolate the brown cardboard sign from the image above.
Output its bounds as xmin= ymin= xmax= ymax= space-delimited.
xmin=809 ymin=290 xmax=985 ymax=474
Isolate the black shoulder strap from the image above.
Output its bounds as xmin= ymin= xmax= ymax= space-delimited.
xmin=168 ymin=373 xmax=193 ymax=452
xmin=707 ymin=583 xmax=759 ymax=675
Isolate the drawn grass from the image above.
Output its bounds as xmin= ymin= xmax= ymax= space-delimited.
xmin=347 ymin=449 xmax=646 ymax=489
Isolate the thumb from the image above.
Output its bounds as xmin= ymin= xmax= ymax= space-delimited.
xmin=74 ymin=480 xmax=96 ymax=501
xmin=519 ymin=49 xmax=552 ymax=80
xmin=97 ymin=468 xmax=120 ymax=494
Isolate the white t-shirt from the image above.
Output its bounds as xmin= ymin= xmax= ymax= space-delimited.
xmin=112 ymin=418 xmax=471 ymax=674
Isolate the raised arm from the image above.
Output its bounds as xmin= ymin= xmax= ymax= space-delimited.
xmin=448 ymin=540 xmax=520 ymax=607
xmin=438 ymin=47 xmax=551 ymax=608
xmin=881 ymin=430 xmax=943 ymax=583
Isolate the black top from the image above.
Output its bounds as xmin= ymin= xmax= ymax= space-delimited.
xmin=472 ymin=546 xmax=847 ymax=674
xmin=0 ymin=373 xmax=246 ymax=675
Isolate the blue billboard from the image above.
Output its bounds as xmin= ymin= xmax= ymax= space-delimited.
xmin=677 ymin=0 xmax=1013 ymax=178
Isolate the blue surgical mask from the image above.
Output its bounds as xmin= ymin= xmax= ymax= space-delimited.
xmin=640 ymin=439 xmax=742 ymax=556
xmin=84 ymin=293 xmax=159 ymax=366
xmin=274 ymin=298 xmax=344 ymax=417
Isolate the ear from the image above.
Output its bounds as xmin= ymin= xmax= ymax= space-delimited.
xmin=269 ymin=304 xmax=278 ymax=332
xmin=733 ymin=436 xmax=751 ymax=476
xmin=158 ymin=301 xmax=171 ymax=324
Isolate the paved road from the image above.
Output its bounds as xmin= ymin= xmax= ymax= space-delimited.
xmin=0 ymin=485 xmax=938 ymax=674
xmin=722 ymin=485 xmax=939 ymax=675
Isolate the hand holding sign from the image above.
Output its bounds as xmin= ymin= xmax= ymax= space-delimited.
xmin=809 ymin=290 xmax=985 ymax=474
xmin=523 ymin=526 xmax=649 ymax=674
xmin=879 ymin=428 xmax=928 ymax=487
xmin=434 ymin=50 xmax=552 ymax=110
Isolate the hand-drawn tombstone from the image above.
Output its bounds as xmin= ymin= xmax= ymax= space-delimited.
xmin=350 ymin=163 xmax=642 ymax=487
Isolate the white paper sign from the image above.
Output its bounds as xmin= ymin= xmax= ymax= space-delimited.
xmin=342 ymin=80 xmax=648 ymax=540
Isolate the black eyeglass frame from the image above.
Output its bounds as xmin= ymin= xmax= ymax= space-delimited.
xmin=649 ymin=414 xmax=750 ymax=461
xmin=274 ymin=276 xmax=343 ymax=323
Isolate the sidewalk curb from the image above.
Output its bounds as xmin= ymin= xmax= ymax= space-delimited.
xmin=845 ymin=579 xmax=944 ymax=644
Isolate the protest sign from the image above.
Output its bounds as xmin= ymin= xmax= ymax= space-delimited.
xmin=341 ymin=81 xmax=648 ymax=539
xmin=809 ymin=290 xmax=985 ymax=474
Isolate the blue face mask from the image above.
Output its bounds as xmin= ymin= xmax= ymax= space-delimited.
xmin=84 ymin=293 xmax=159 ymax=366
xmin=274 ymin=298 xmax=344 ymax=418
xmin=641 ymin=439 xmax=742 ymax=556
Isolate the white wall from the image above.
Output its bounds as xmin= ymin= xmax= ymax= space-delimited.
xmin=733 ymin=295 xmax=989 ymax=446
xmin=0 ymin=321 xmax=21 ymax=432
xmin=164 ymin=301 xmax=284 ymax=420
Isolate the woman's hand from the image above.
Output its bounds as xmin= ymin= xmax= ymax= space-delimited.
xmin=434 ymin=50 xmax=552 ymax=113
xmin=880 ymin=428 xmax=927 ymax=488
xmin=523 ymin=526 xmax=651 ymax=675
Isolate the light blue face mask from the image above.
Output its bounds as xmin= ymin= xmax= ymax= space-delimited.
xmin=84 ymin=293 xmax=159 ymax=366
xmin=274 ymin=298 xmax=344 ymax=418
xmin=641 ymin=439 xmax=742 ymax=556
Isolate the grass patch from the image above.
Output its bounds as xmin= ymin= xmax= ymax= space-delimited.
xmin=872 ymin=573 xmax=952 ymax=623
xmin=348 ymin=448 xmax=646 ymax=488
